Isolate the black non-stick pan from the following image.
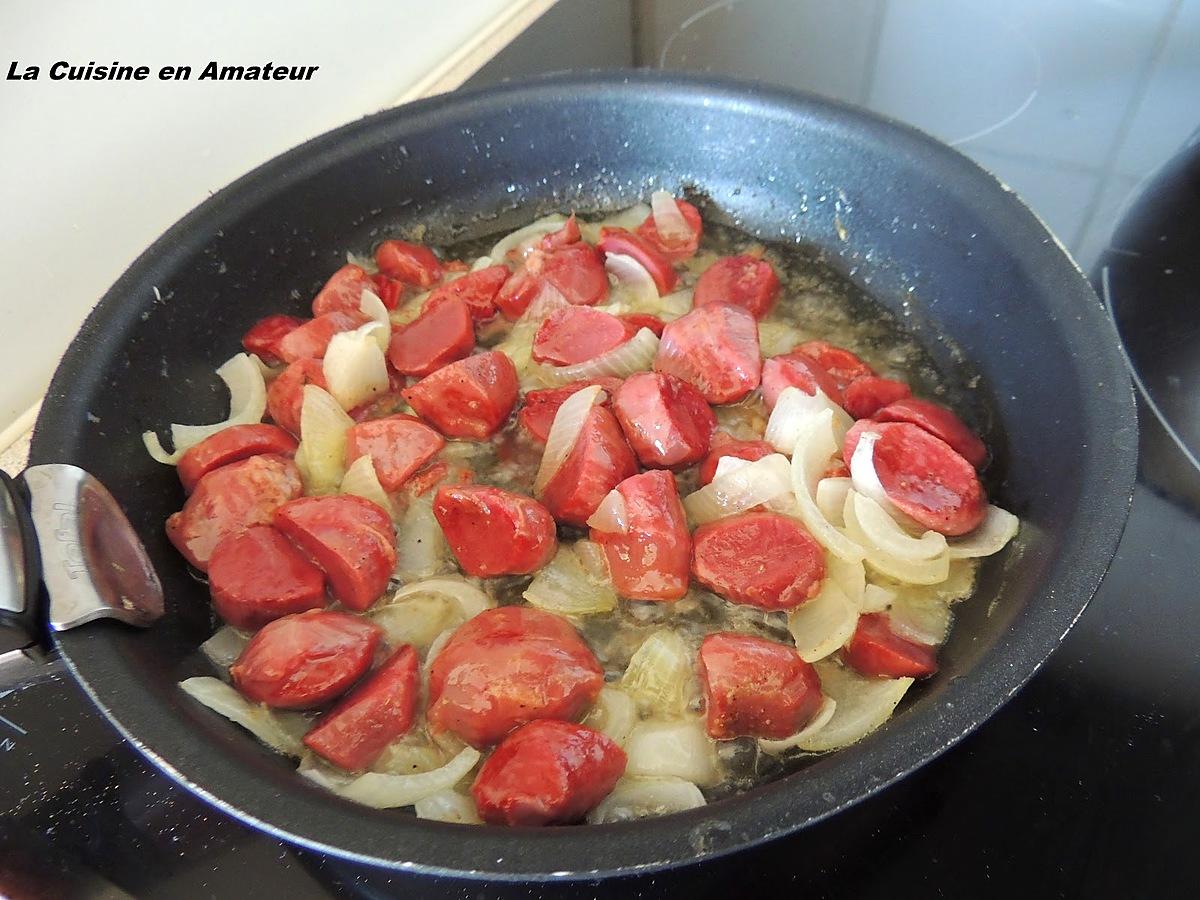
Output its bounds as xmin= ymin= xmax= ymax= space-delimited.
xmin=0 ymin=72 xmax=1136 ymax=880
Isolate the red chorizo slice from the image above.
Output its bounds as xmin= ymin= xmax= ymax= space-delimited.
xmin=371 ymin=274 xmax=405 ymax=310
xmin=843 ymin=612 xmax=938 ymax=678
xmin=303 ymin=644 xmax=420 ymax=771
xmin=540 ymin=405 xmax=638 ymax=527
xmin=402 ymin=351 xmax=519 ymax=440
xmin=693 ymin=254 xmax=780 ymax=320
xmin=494 ymin=269 xmax=542 ymax=320
xmin=387 ymin=295 xmax=475 ymax=377
xmin=344 ymin=414 xmax=445 ymax=492
xmin=698 ymin=434 xmax=776 ymax=486
xmin=532 ymin=307 xmax=633 ymax=366
xmin=230 ymin=610 xmax=381 ymax=709
xmin=691 ymin=511 xmax=826 ymax=610
xmin=166 ymin=454 xmax=302 ymax=571
xmin=472 ymin=720 xmax=626 ymax=826
xmin=535 ymin=244 xmax=611 ymax=307
xmin=427 ymin=607 xmax=604 ymax=747
xmin=597 ymin=228 xmax=678 ymax=294
xmin=311 ymin=264 xmax=375 ymax=316
xmin=875 ymin=397 xmax=987 ymax=469
xmin=276 ymin=310 xmax=364 ymax=364
xmin=618 ymin=313 xmax=666 ymax=337
xmin=374 ymin=239 xmax=442 ymax=287
xmin=842 ymin=376 xmax=912 ymax=420
xmin=843 ymin=420 xmax=986 ymax=536
xmin=654 ymin=302 xmax=762 ymax=405
xmin=242 ymin=314 xmax=305 ymax=364
xmin=177 ymin=424 xmax=298 ymax=493
xmin=518 ymin=377 xmax=624 ymax=444
xmin=635 ymin=198 xmax=703 ymax=262
xmin=760 ymin=351 xmax=845 ymax=409
xmin=795 ymin=340 xmax=874 ymax=390
xmin=423 ymin=265 xmax=510 ymax=321
xmin=266 ymin=358 xmax=327 ymax=437
xmin=699 ymin=632 xmax=824 ymax=739
xmin=273 ymin=495 xmax=397 ymax=612
xmin=208 ymin=525 xmax=326 ymax=629
xmin=590 ymin=469 xmax=691 ymax=601
xmin=433 ymin=484 xmax=557 ymax=577
xmin=612 ymin=372 xmax=716 ymax=469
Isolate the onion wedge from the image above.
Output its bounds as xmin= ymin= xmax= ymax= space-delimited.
xmin=842 ymin=489 xmax=950 ymax=585
xmin=323 ymin=322 xmax=389 ymax=410
xmin=947 ymin=505 xmax=1019 ymax=558
xmin=143 ymin=353 xmax=267 ymax=464
xmin=766 ymin=386 xmax=853 ymax=455
xmin=295 ymin=384 xmax=354 ymax=495
xmin=414 ymin=789 xmax=482 ymax=824
xmin=532 ymin=327 xmax=659 ymax=386
xmin=301 ymin=746 xmax=481 ymax=809
xmin=339 ymin=455 xmax=395 ymax=519
xmin=391 ymin=576 xmax=494 ymax=621
xmin=787 ymin=578 xmax=859 ymax=662
xmin=533 ymin=384 xmax=606 ymax=495
xmin=581 ymin=686 xmax=638 ymax=748
xmin=606 ymin=252 xmax=660 ymax=304
xmin=793 ymin=660 xmax=912 ymax=752
xmin=359 ymin=289 xmax=392 ymax=351
xmin=851 ymin=491 xmax=947 ymax=561
xmin=789 ymin=410 xmax=866 ymax=564
xmin=200 ymin=627 xmax=250 ymax=672
xmin=815 ymin=477 xmax=852 ymax=525
xmin=650 ymin=190 xmax=693 ymax=244
xmin=624 ymin=719 xmax=718 ymax=787
xmin=587 ymin=776 xmax=706 ymax=823
xmin=757 ymin=696 xmax=838 ymax=754
xmin=489 ymin=213 xmax=566 ymax=261
xmin=180 ymin=677 xmax=308 ymax=756
xmin=683 ymin=453 xmax=792 ymax=525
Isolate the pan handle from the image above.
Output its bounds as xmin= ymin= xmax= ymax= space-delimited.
xmin=0 ymin=465 xmax=164 ymax=685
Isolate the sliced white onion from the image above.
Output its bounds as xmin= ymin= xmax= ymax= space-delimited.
xmin=937 ymin=559 xmax=979 ymax=602
xmin=849 ymin=430 xmax=893 ymax=511
xmin=758 ymin=320 xmax=804 ymax=358
xmin=650 ymin=190 xmax=693 ymax=244
xmin=843 ymin=490 xmax=950 ymax=585
xmin=414 ymin=789 xmax=482 ymax=824
xmin=852 ymin=491 xmax=947 ymax=561
xmin=581 ymin=686 xmax=638 ymax=747
xmin=143 ymin=353 xmax=267 ymax=464
xmin=586 ymin=488 xmax=629 ymax=533
xmin=371 ymin=732 xmax=448 ymax=775
xmin=523 ymin=545 xmax=618 ymax=616
xmin=423 ymin=627 xmax=456 ymax=676
xmin=359 ymin=289 xmax=392 ymax=352
xmin=180 ymin=677 xmax=308 ymax=756
xmin=621 ymin=630 xmax=696 ymax=717
xmin=789 ymin=410 xmax=866 ymax=564
xmin=469 ymin=255 xmax=495 ymax=272
xmin=787 ymin=579 xmax=859 ymax=662
xmin=887 ymin=593 xmax=952 ymax=647
xmin=345 ymin=250 xmax=377 ymax=272
xmin=826 ymin=553 xmax=866 ymax=609
xmin=489 ymin=213 xmax=566 ymax=261
xmin=339 ymin=455 xmax=395 ymax=519
xmin=301 ymin=746 xmax=480 ymax=809
xmin=757 ymin=696 xmax=838 ymax=755
xmin=573 ymin=539 xmax=612 ymax=582
xmin=200 ymin=627 xmax=251 ymax=672
xmin=392 ymin=576 xmax=493 ymax=621
xmin=533 ymin=384 xmax=605 ymax=495
xmin=624 ymin=719 xmax=719 ymax=787
xmin=295 ymin=385 xmax=354 ymax=495
xmin=815 ymin=477 xmax=852 ymax=525
xmin=947 ymin=505 xmax=1020 ymax=558
xmin=683 ymin=453 xmax=792 ymax=525
xmin=765 ymin=386 xmax=852 ymax=455
xmin=533 ymin=327 xmax=659 ymax=387
xmin=606 ymin=252 xmax=660 ymax=304
xmin=578 ymin=203 xmax=652 ymax=243
xmin=369 ymin=595 xmax=458 ymax=653
xmin=861 ymin=583 xmax=896 ymax=613
xmin=795 ymin=661 xmax=912 ymax=752
xmin=394 ymin=495 xmax=453 ymax=582
xmin=656 ymin=288 xmax=694 ymax=321
xmin=586 ymin=776 xmax=706 ymax=824
xmin=323 ymin=323 xmax=389 ymax=411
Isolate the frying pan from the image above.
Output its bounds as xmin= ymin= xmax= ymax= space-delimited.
xmin=0 ymin=72 xmax=1135 ymax=880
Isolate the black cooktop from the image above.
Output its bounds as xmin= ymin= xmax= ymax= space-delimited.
xmin=2 ymin=478 xmax=1196 ymax=899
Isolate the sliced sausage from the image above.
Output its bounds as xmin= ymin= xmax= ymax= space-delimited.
xmin=242 ymin=314 xmax=304 ymax=364
xmin=795 ymin=340 xmax=874 ymax=389
xmin=303 ymin=644 xmax=420 ymax=771
xmin=698 ymin=434 xmax=776 ymax=486
xmin=618 ymin=313 xmax=666 ymax=337
xmin=590 ymin=469 xmax=691 ymax=601
xmin=518 ymin=377 xmax=624 ymax=444
xmin=423 ymin=265 xmax=510 ymax=321
xmin=276 ymin=310 xmax=363 ymax=364
xmin=842 ymin=376 xmax=912 ymax=420
xmin=875 ymin=397 xmax=987 ymax=469
xmin=344 ymin=414 xmax=445 ymax=492
xmin=635 ymin=198 xmax=703 ymax=262
xmin=374 ymin=239 xmax=442 ymax=287
xmin=274 ymin=495 xmax=397 ymax=612
xmin=494 ymin=269 xmax=542 ymax=320
xmin=654 ymin=302 xmax=762 ymax=404
xmin=311 ymin=264 xmax=375 ymax=316
xmin=843 ymin=613 xmax=938 ymax=678
xmin=427 ymin=607 xmax=604 ymax=747
xmin=843 ymin=420 xmax=986 ymax=536
xmin=402 ymin=351 xmax=519 ymax=440
xmin=166 ymin=454 xmax=302 ymax=571
xmin=433 ymin=484 xmax=557 ymax=577
xmin=266 ymin=358 xmax=328 ymax=436
xmin=534 ymin=244 xmax=611 ymax=307
xmin=596 ymin=228 xmax=678 ymax=294
xmin=177 ymin=424 xmax=298 ymax=494
xmin=472 ymin=720 xmax=626 ymax=826
xmin=612 ymin=372 xmax=716 ymax=469
xmin=370 ymin=273 xmax=404 ymax=310
xmin=693 ymin=254 xmax=780 ymax=320
xmin=699 ymin=632 xmax=824 ymax=739
xmin=691 ymin=511 xmax=826 ymax=610
xmin=540 ymin=405 xmax=638 ymax=527
xmin=532 ymin=306 xmax=633 ymax=366
xmin=208 ymin=525 xmax=326 ymax=629
xmin=387 ymin=295 xmax=475 ymax=377
xmin=760 ymin=350 xmax=845 ymax=409
xmin=230 ymin=610 xmax=381 ymax=709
